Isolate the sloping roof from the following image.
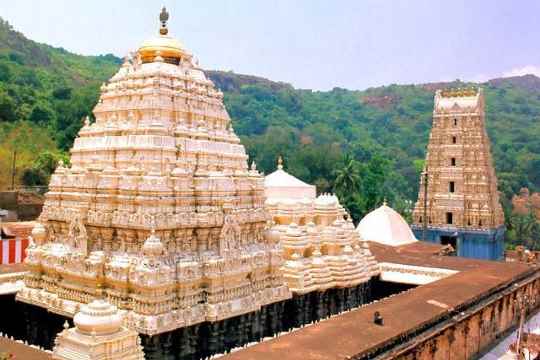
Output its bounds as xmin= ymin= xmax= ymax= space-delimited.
xmin=356 ymin=204 xmax=417 ymax=246
xmin=1 ymin=222 xmax=36 ymax=238
xmin=0 ymin=337 xmax=51 ymax=360
xmin=264 ymin=168 xmax=316 ymax=200
xmin=221 ymin=242 xmax=535 ymax=360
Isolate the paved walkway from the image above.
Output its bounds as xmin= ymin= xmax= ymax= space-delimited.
xmin=481 ymin=311 xmax=540 ymax=360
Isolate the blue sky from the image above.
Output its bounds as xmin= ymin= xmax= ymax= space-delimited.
xmin=2 ymin=0 xmax=540 ymax=90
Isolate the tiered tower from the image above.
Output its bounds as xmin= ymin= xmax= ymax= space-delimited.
xmin=17 ymin=7 xmax=290 ymax=337
xmin=412 ymin=88 xmax=505 ymax=260
xmin=265 ymin=160 xmax=378 ymax=326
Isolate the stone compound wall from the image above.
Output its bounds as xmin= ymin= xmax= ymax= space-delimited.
xmin=379 ymin=271 xmax=540 ymax=360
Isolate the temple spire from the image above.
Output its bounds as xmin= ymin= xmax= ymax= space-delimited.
xmin=159 ymin=6 xmax=169 ymax=35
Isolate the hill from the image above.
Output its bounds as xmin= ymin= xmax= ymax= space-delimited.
xmin=0 ymin=18 xmax=120 ymax=149
xmin=207 ymin=71 xmax=540 ymax=202
xmin=1 ymin=17 xmax=539 ymax=237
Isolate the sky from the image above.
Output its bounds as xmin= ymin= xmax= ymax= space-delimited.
xmin=1 ymin=0 xmax=540 ymax=90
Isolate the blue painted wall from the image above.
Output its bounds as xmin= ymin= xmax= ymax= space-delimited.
xmin=412 ymin=226 xmax=505 ymax=261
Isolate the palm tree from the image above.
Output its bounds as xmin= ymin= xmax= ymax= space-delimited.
xmin=333 ymin=153 xmax=360 ymax=200
xmin=510 ymin=211 xmax=538 ymax=249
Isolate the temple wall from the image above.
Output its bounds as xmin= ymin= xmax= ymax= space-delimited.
xmin=412 ymin=226 xmax=505 ymax=260
xmin=389 ymin=275 xmax=540 ymax=360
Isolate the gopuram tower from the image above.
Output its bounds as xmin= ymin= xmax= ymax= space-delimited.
xmin=411 ymin=88 xmax=505 ymax=260
xmin=17 ymin=7 xmax=290 ymax=351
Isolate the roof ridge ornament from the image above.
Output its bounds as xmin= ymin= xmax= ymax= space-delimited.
xmin=277 ymin=155 xmax=283 ymax=170
xmin=160 ymin=6 xmax=169 ymax=36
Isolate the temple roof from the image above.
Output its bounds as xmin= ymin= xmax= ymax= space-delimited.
xmin=264 ymin=168 xmax=316 ymax=200
xmin=356 ymin=203 xmax=417 ymax=246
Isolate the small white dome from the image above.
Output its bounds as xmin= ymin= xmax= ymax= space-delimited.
xmin=356 ymin=204 xmax=417 ymax=247
xmin=264 ymin=168 xmax=316 ymax=200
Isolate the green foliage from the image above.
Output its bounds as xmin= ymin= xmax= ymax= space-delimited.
xmin=506 ymin=211 xmax=540 ymax=250
xmin=0 ymin=121 xmax=58 ymax=189
xmin=21 ymin=150 xmax=68 ymax=186
xmin=0 ymin=17 xmax=120 ymax=143
xmin=207 ymin=71 xmax=540 ymax=231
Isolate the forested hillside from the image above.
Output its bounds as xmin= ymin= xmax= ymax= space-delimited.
xmin=0 ymin=18 xmax=120 ymax=189
xmin=207 ymin=71 xmax=540 ymax=208
xmin=1 ymin=17 xmax=539 ymax=245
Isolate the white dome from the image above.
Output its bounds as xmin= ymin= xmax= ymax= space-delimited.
xmin=74 ymin=299 xmax=123 ymax=335
xmin=356 ymin=204 xmax=417 ymax=247
xmin=264 ymin=168 xmax=316 ymax=200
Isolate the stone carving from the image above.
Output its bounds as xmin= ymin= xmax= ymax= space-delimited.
xmin=52 ymin=299 xmax=145 ymax=360
xmin=411 ymin=88 xmax=505 ymax=259
xmin=67 ymin=214 xmax=88 ymax=255
xmin=219 ymin=211 xmax=241 ymax=256
xmin=264 ymin=162 xmax=379 ymax=294
xmin=17 ymin=9 xmax=290 ymax=336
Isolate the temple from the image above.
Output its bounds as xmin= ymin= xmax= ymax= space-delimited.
xmin=17 ymin=7 xmax=290 ymax=337
xmin=265 ymin=157 xmax=378 ymax=294
xmin=13 ymin=8 xmax=379 ymax=359
xmin=411 ymin=88 xmax=505 ymax=260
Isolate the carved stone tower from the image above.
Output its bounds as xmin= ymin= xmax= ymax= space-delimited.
xmin=17 ymin=7 xmax=290 ymax=336
xmin=411 ymin=88 xmax=505 ymax=260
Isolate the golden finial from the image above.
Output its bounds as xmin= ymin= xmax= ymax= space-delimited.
xmin=277 ymin=155 xmax=283 ymax=170
xmin=159 ymin=6 xmax=169 ymax=35
xmin=383 ymin=197 xmax=387 ymax=206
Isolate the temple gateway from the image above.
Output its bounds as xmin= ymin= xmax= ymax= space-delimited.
xmin=412 ymin=88 xmax=505 ymax=260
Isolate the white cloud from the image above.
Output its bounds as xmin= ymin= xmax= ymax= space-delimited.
xmin=502 ymin=65 xmax=540 ymax=78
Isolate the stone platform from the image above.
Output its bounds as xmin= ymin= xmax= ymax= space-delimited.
xmin=1 ymin=281 xmax=381 ymax=359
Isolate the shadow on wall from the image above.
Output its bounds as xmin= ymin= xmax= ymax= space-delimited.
xmin=0 ymin=278 xmax=417 ymax=360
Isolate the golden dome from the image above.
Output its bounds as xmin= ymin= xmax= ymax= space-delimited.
xmin=138 ymin=7 xmax=189 ymax=64
xmin=138 ymin=35 xmax=187 ymax=63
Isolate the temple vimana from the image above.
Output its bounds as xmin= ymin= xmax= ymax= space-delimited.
xmin=0 ymin=7 xmax=539 ymax=360
xmin=411 ymin=88 xmax=506 ymax=260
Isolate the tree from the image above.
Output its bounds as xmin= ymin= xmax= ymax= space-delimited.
xmin=509 ymin=211 xmax=539 ymax=249
xmin=333 ymin=153 xmax=362 ymax=222
xmin=360 ymin=154 xmax=392 ymax=214
xmin=52 ymin=87 xmax=72 ymax=100
xmin=0 ymin=122 xmax=57 ymax=189
xmin=333 ymin=153 xmax=360 ymax=200
xmin=29 ymin=104 xmax=54 ymax=125
xmin=0 ymin=92 xmax=16 ymax=122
